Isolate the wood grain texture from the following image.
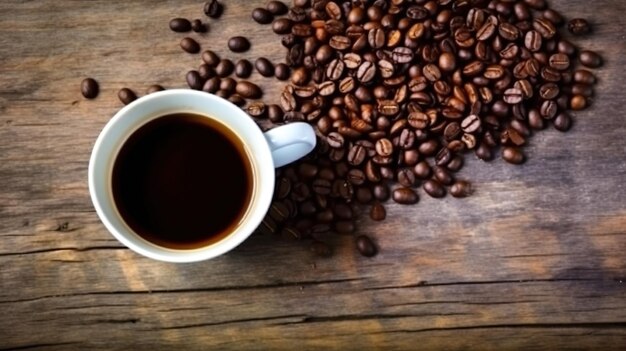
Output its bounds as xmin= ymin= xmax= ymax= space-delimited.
xmin=0 ymin=0 xmax=625 ymax=349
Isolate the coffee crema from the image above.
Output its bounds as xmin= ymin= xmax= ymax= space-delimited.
xmin=112 ymin=113 xmax=253 ymax=249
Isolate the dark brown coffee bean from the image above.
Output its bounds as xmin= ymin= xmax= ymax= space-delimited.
xmin=198 ymin=64 xmax=214 ymax=80
xmin=499 ymin=23 xmax=520 ymax=41
xmin=378 ymin=100 xmax=399 ymax=116
xmin=219 ymin=77 xmax=236 ymax=94
xmin=258 ymin=216 xmax=277 ymax=235
xmin=397 ymin=168 xmax=416 ymax=187
xmin=435 ymin=147 xmax=452 ymax=166
xmin=393 ymin=187 xmax=419 ymax=204
xmin=568 ymin=18 xmax=591 ymax=35
xmin=234 ymin=59 xmax=252 ymax=78
xmin=80 ymin=78 xmax=98 ymax=99
xmin=522 ymin=31 xmax=542 ymax=53
xmin=215 ymin=59 xmax=234 ymax=77
xmin=475 ymin=142 xmax=493 ymax=161
xmin=146 ymin=84 xmax=164 ymax=94
xmin=253 ymin=58 xmax=273 ymax=77
xmin=503 ymin=88 xmax=523 ymax=104
xmin=450 ymin=180 xmax=472 ymax=198
xmin=214 ymin=90 xmax=230 ymax=99
xmin=356 ymin=235 xmax=377 ymax=257
xmin=169 ymin=18 xmax=191 ymax=32
xmin=117 ymin=88 xmax=137 ymax=105
xmin=228 ymin=36 xmax=250 ymax=53
xmin=329 ymin=35 xmax=351 ymax=51
xmin=272 ymin=18 xmax=293 ymax=34
xmin=434 ymin=166 xmax=453 ymax=185
xmin=246 ymin=101 xmax=267 ymax=118
xmin=548 ymin=53 xmax=570 ymax=71
xmin=202 ymin=77 xmax=220 ymax=93
xmin=553 ymin=112 xmax=572 ymax=132
xmin=180 ymin=37 xmax=200 ymax=53
xmin=579 ymin=50 xmax=603 ymax=68
xmin=228 ymin=94 xmax=245 ymax=107
xmin=186 ymin=70 xmax=204 ymax=90
xmin=574 ymin=70 xmax=596 ymax=85
xmin=533 ymin=18 xmax=556 ymax=39
xmin=375 ymin=138 xmax=393 ymax=157
xmin=502 ymin=147 xmax=525 ymax=164
xmin=252 ymin=7 xmax=273 ymax=24
xmin=540 ymin=100 xmax=558 ymax=119
xmin=392 ymin=47 xmax=414 ymax=64
xmin=356 ymin=61 xmax=376 ymax=83
xmin=204 ymin=0 xmax=223 ymax=18
xmin=539 ymin=83 xmax=559 ymax=100
xmin=347 ymin=144 xmax=367 ymax=166
xmin=267 ymin=104 xmax=284 ymax=123
xmin=202 ymin=50 xmax=220 ymax=66
xmin=423 ymin=179 xmax=445 ymax=198
xmin=335 ymin=220 xmax=355 ymax=234
xmin=272 ymin=63 xmax=289 ymax=81
xmin=191 ymin=19 xmax=206 ymax=33
xmin=267 ymin=1 xmax=288 ymax=15
xmin=235 ymin=81 xmax=262 ymax=99
xmin=373 ymin=183 xmax=390 ymax=201
xmin=326 ymin=132 xmax=344 ymax=149
xmin=370 ymin=202 xmax=386 ymax=221
xmin=356 ymin=187 xmax=373 ymax=204
xmin=326 ymin=58 xmax=345 ymax=81
xmin=447 ymin=156 xmax=464 ymax=172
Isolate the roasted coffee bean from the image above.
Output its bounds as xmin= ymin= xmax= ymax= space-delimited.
xmin=392 ymin=47 xmax=414 ymax=63
xmin=370 ymin=202 xmax=386 ymax=221
xmin=215 ymin=59 xmax=234 ymax=77
xmin=393 ymin=187 xmax=419 ymax=204
xmin=356 ymin=61 xmax=376 ymax=83
xmin=169 ymin=18 xmax=191 ymax=32
xmin=204 ymin=0 xmax=223 ymax=18
xmin=568 ymin=18 xmax=591 ymax=35
xmin=326 ymin=58 xmax=345 ymax=81
xmin=447 ymin=155 xmax=464 ymax=172
xmin=146 ymin=84 xmax=164 ymax=94
xmin=533 ymin=18 xmax=556 ymax=39
xmin=435 ymin=147 xmax=452 ymax=166
xmin=539 ymin=83 xmax=559 ymax=100
xmin=258 ymin=216 xmax=277 ymax=235
xmin=423 ymin=179 xmax=445 ymax=198
xmin=228 ymin=94 xmax=245 ymax=107
xmin=347 ymin=144 xmax=367 ymax=166
xmin=202 ymin=77 xmax=220 ymax=93
xmin=329 ymin=35 xmax=351 ymax=51
xmin=191 ymin=19 xmax=206 ymax=33
xmin=255 ymin=57 xmax=274 ymax=77
xmin=397 ymin=168 xmax=416 ymax=187
xmin=267 ymin=104 xmax=284 ymax=123
xmin=198 ymin=64 xmax=214 ymax=80
xmin=246 ymin=102 xmax=267 ymax=118
xmin=502 ymin=147 xmax=525 ymax=164
xmin=214 ymin=90 xmax=230 ymax=99
xmin=219 ymin=77 xmax=236 ymax=94
xmin=475 ymin=142 xmax=493 ymax=161
xmin=326 ymin=132 xmax=344 ymax=148
xmin=269 ymin=64 xmax=288 ymax=81
xmin=186 ymin=70 xmax=204 ymax=90
xmin=574 ymin=70 xmax=596 ymax=85
xmin=499 ymin=23 xmax=520 ymax=41
xmin=450 ymin=180 xmax=472 ymax=198
xmin=299 ymin=162 xmax=319 ymax=179
xmin=235 ymin=59 xmax=252 ymax=78
xmin=372 ymin=183 xmax=390 ymax=201
xmin=117 ymin=88 xmax=137 ymax=105
xmin=202 ymin=50 xmax=220 ymax=66
xmin=252 ymin=7 xmax=273 ymax=24
xmin=503 ymin=88 xmax=523 ymax=104
xmin=570 ymin=95 xmax=587 ymax=110
xmin=476 ymin=16 xmax=497 ymax=41
xmin=375 ymin=138 xmax=393 ymax=157
xmin=235 ymin=81 xmax=262 ymax=99
xmin=267 ymin=1 xmax=288 ymax=15
xmin=280 ymin=90 xmax=297 ymax=111
xmin=549 ymin=53 xmax=570 ymax=71
xmin=579 ymin=50 xmax=603 ymax=68
xmin=554 ymin=112 xmax=572 ymax=131
xmin=434 ymin=166 xmax=453 ymax=185
xmin=272 ymin=18 xmax=293 ymax=34
xmin=312 ymin=178 xmax=332 ymax=195
xmin=356 ymin=235 xmax=377 ymax=257
xmin=274 ymin=177 xmax=291 ymax=200
xmin=180 ymin=37 xmax=200 ymax=53
xmin=356 ymin=187 xmax=373 ymax=204
xmin=540 ymin=100 xmax=558 ymax=119
xmin=80 ymin=78 xmax=98 ymax=99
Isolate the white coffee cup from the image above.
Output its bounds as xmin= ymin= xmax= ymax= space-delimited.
xmin=88 ymin=89 xmax=316 ymax=263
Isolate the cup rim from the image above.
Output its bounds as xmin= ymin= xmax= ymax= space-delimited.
xmin=88 ymin=89 xmax=275 ymax=262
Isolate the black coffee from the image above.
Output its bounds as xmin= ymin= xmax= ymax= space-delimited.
xmin=112 ymin=113 xmax=253 ymax=249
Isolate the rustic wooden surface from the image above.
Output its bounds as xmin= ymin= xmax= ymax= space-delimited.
xmin=1 ymin=0 xmax=625 ymax=349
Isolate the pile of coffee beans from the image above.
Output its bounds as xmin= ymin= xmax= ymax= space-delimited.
xmin=90 ymin=0 xmax=602 ymax=258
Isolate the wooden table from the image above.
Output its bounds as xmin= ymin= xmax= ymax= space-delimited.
xmin=1 ymin=0 xmax=625 ymax=349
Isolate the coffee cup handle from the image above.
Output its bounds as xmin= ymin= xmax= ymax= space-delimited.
xmin=263 ymin=122 xmax=316 ymax=168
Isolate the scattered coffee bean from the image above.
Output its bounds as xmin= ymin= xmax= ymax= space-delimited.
xmin=579 ymin=50 xmax=603 ymax=68
xmin=356 ymin=235 xmax=377 ymax=257
xmin=228 ymin=36 xmax=250 ymax=52
xmin=252 ymin=8 xmax=273 ymax=24
xmin=215 ymin=59 xmax=234 ymax=77
xmin=502 ymin=147 xmax=525 ymax=164
xmin=255 ymin=57 xmax=275 ymax=77
xmin=201 ymin=50 xmax=220 ymax=67
xmin=275 ymin=63 xmax=291 ymax=81
xmin=180 ymin=37 xmax=200 ymax=53
xmin=267 ymin=1 xmax=288 ymax=15
xmin=186 ymin=70 xmax=204 ymax=90
xmin=204 ymin=0 xmax=223 ymax=18
xmin=80 ymin=78 xmax=98 ymax=99
xmin=169 ymin=18 xmax=191 ymax=32
xmin=235 ymin=81 xmax=262 ymax=99
xmin=191 ymin=19 xmax=206 ymax=33
xmin=568 ymin=18 xmax=591 ymax=35
xmin=235 ymin=59 xmax=252 ymax=78
xmin=146 ymin=84 xmax=164 ymax=94
xmin=272 ymin=18 xmax=293 ymax=34
xmin=117 ymin=88 xmax=137 ymax=105
xmin=370 ymin=202 xmax=386 ymax=221
xmin=450 ymin=181 xmax=473 ymax=198
xmin=392 ymin=187 xmax=419 ymax=205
